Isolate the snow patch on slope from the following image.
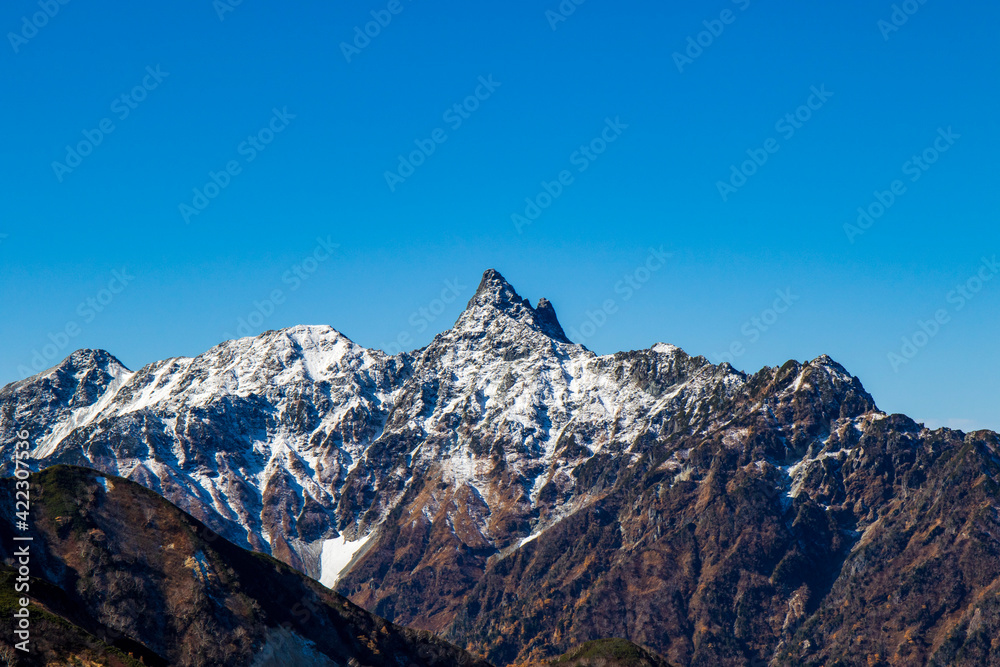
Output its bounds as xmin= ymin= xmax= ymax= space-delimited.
xmin=781 ymin=446 xmax=856 ymax=499
xmin=319 ymin=533 xmax=374 ymax=588
xmin=651 ymin=342 xmax=680 ymax=355
xmin=519 ymin=530 xmax=543 ymax=547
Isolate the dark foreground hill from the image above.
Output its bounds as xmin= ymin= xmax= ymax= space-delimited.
xmin=543 ymin=638 xmax=675 ymax=667
xmin=0 ymin=465 xmax=492 ymax=667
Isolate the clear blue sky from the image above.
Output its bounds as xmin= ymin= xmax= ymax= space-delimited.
xmin=1 ymin=0 xmax=998 ymax=432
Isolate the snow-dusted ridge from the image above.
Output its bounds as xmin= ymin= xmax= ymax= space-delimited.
xmin=0 ymin=269 xmax=881 ymax=589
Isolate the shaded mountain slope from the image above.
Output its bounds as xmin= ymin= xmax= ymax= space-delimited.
xmin=0 ymin=465 xmax=492 ymax=667
xmin=540 ymin=638 xmax=674 ymax=667
xmin=0 ymin=566 xmax=148 ymax=667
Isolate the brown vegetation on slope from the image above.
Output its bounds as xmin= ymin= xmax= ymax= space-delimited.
xmin=0 ymin=465 xmax=493 ymax=667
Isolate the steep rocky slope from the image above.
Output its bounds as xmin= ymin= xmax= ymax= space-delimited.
xmin=2 ymin=269 xmax=998 ymax=665
xmin=443 ymin=394 xmax=1000 ymax=665
xmin=0 ymin=465 xmax=491 ymax=666
xmin=1 ymin=324 xmax=408 ymax=580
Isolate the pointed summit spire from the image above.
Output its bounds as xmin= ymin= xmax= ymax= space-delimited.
xmin=534 ymin=298 xmax=569 ymax=343
xmin=454 ymin=269 xmax=570 ymax=343
xmin=468 ymin=269 xmax=530 ymax=313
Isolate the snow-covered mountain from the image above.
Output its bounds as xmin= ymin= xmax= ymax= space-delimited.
xmin=0 ymin=271 xmax=743 ymax=579
xmin=3 ymin=269 xmax=998 ymax=666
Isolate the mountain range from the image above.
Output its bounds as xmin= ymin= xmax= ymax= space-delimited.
xmin=2 ymin=269 xmax=998 ymax=666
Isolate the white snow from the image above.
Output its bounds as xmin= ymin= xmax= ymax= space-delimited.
xmin=791 ymin=369 xmax=809 ymax=393
xmin=318 ymin=533 xmax=373 ymax=588
xmin=16 ymin=286 xmax=757 ymax=586
xmin=33 ymin=364 xmax=134 ymax=458
xmin=519 ymin=530 xmax=543 ymax=547
xmin=781 ymin=446 xmax=856 ymax=499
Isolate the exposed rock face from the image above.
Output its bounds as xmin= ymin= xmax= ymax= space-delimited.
xmin=2 ymin=269 xmax=998 ymax=666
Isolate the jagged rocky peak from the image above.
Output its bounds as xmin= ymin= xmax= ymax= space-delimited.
xmin=59 ymin=348 xmax=129 ymax=374
xmin=451 ymin=268 xmax=571 ymax=343
xmin=800 ymin=354 xmax=875 ymax=399
xmin=192 ymin=323 xmax=386 ymax=383
xmin=221 ymin=323 xmax=350 ymax=353
xmin=1 ymin=348 xmax=131 ymax=406
xmin=649 ymin=342 xmax=684 ymax=357
xmin=533 ymin=297 xmax=569 ymax=343
xmin=466 ymin=268 xmax=534 ymax=315
xmin=0 ymin=349 xmax=133 ymax=453
xmin=38 ymin=349 xmax=132 ymax=388
xmin=806 ymin=353 xmax=879 ymax=414
xmin=750 ymin=352 xmax=879 ymax=432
